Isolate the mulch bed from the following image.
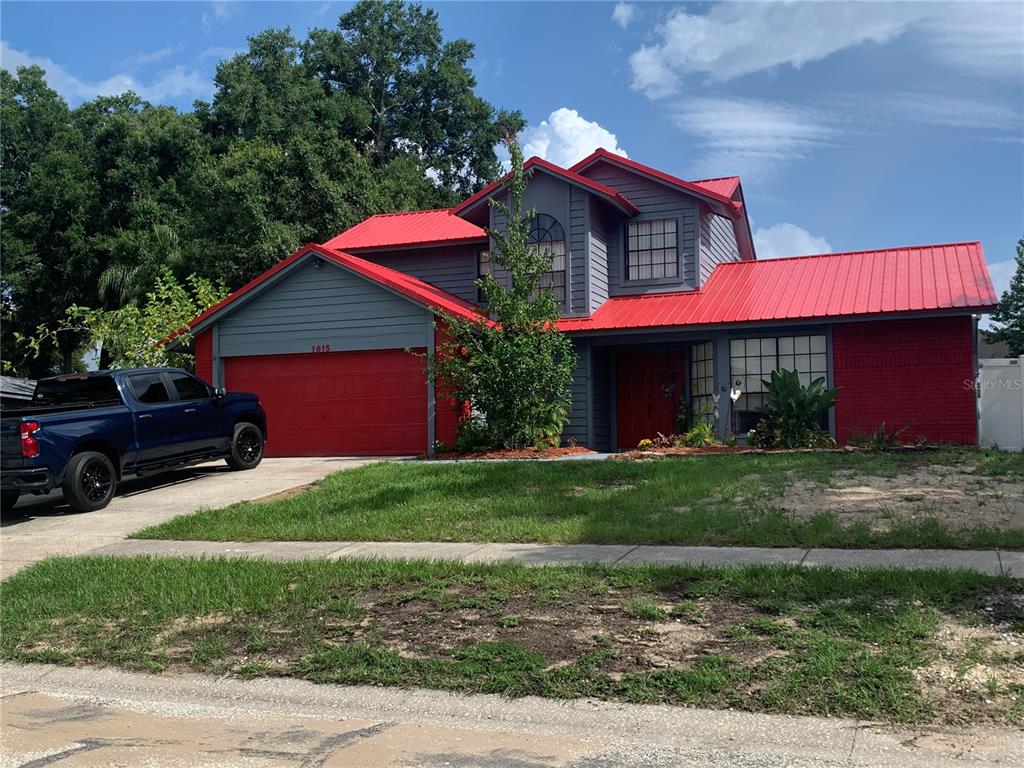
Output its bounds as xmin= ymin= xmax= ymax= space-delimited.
xmin=419 ymin=446 xmax=595 ymax=461
xmin=613 ymin=445 xmax=936 ymax=459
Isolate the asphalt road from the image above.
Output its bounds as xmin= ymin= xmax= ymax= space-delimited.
xmin=0 ymin=456 xmax=378 ymax=577
xmin=3 ymin=664 xmax=1021 ymax=768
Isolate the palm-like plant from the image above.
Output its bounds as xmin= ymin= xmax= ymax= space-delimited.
xmin=759 ymin=368 xmax=839 ymax=448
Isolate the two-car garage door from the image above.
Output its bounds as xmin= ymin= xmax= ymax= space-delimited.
xmin=225 ymin=349 xmax=427 ymax=457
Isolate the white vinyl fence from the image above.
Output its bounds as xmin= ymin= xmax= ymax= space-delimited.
xmin=978 ymin=357 xmax=1024 ymax=452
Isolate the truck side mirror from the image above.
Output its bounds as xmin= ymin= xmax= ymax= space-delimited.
xmin=213 ymin=387 xmax=226 ymax=400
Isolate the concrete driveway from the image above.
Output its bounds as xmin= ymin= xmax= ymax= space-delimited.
xmin=0 ymin=457 xmax=379 ymax=578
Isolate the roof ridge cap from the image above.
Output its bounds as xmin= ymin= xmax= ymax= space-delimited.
xmin=727 ymin=240 xmax=982 ymax=265
xmin=366 ymin=207 xmax=453 ymax=219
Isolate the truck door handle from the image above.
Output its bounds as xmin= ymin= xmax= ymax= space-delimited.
xmin=184 ymin=408 xmax=196 ymax=414
xmin=139 ymin=414 xmax=152 ymax=419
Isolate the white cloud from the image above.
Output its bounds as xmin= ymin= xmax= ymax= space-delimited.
xmin=121 ymin=45 xmax=181 ymax=69
xmin=754 ymin=223 xmax=833 ymax=261
xmin=922 ymin=3 xmax=1024 ymax=80
xmin=869 ymin=92 xmax=1023 ymax=133
xmin=612 ymin=2 xmax=637 ymax=30
xmin=520 ymin=108 xmax=628 ymax=168
xmin=672 ymin=97 xmax=837 ymax=179
xmin=202 ymin=0 xmax=236 ymax=33
xmin=630 ymin=3 xmax=1023 ymax=98
xmin=988 ymin=258 xmax=1018 ymax=301
xmin=629 ymin=45 xmax=679 ymax=99
xmin=199 ymin=46 xmax=244 ymax=62
xmin=1 ymin=41 xmax=212 ymax=104
xmin=981 ymin=256 xmax=1019 ymax=329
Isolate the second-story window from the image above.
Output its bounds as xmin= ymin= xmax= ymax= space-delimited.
xmin=527 ymin=214 xmax=566 ymax=304
xmin=627 ymin=218 xmax=678 ymax=280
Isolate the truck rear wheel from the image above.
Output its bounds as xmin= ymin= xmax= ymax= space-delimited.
xmin=63 ymin=451 xmax=117 ymax=512
xmin=227 ymin=422 xmax=264 ymax=471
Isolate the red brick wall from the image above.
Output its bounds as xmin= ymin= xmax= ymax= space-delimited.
xmin=194 ymin=328 xmax=214 ymax=385
xmin=832 ymin=316 xmax=976 ymax=445
xmin=433 ymin=326 xmax=467 ymax=450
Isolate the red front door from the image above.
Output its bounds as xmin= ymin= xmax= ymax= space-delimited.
xmin=615 ymin=351 xmax=686 ymax=449
xmin=225 ymin=348 xmax=427 ymax=457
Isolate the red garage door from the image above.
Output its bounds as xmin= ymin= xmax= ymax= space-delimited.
xmin=225 ymin=349 xmax=427 ymax=457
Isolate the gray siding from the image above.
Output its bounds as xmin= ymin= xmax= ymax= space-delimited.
xmin=569 ymin=186 xmax=587 ymax=315
xmin=563 ymin=339 xmax=591 ymax=446
xmin=487 ymin=172 xmax=586 ymax=314
xmin=589 ymin=202 xmax=613 ymax=312
xmin=581 ymin=163 xmax=698 ymax=295
xmin=361 ymin=244 xmax=480 ymax=303
xmin=218 ymin=260 xmax=429 ymax=357
xmin=591 ymin=346 xmax=612 ymax=451
xmin=699 ymin=207 xmax=740 ymax=285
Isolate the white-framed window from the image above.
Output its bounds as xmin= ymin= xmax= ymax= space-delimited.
xmin=689 ymin=341 xmax=715 ymax=417
xmin=627 ymin=218 xmax=678 ymax=280
xmin=527 ymin=214 xmax=566 ymax=304
xmin=729 ymin=334 xmax=828 ymax=413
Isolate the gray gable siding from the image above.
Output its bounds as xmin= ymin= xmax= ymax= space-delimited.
xmin=588 ymin=202 xmax=614 ymax=313
xmin=581 ymin=163 xmax=699 ymax=295
xmin=699 ymin=207 xmax=740 ymax=285
xmin=487 ymin=172 xmax=584 ymax=313
xmin=217 ymin=260 xmax=429 ymax=357
xmin=359 ymin=244 xmax=480 ymax=303
xmin=569 ymin=186 xmax=588 ymax=315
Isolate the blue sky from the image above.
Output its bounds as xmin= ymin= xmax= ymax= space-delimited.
xmin=2 ymin=1 xmax=1022 ymax=305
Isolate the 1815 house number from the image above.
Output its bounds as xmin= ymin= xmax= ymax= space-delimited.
xmin=312 ymin=344 xmax=331 ymax=353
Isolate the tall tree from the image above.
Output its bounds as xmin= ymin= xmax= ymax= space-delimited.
xmin=433 ymin=139 xmax=576 ymax=450
xmin=1 ymin=67 xmax=97 ymax=375
xmin=2 ymin=1 xmax=521 ymax=374
xmin=986 ymin=237 xmax=1024 ymax=356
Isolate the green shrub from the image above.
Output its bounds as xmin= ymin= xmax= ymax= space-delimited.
xmin=747 ymin=369 xmax=839 ymax=449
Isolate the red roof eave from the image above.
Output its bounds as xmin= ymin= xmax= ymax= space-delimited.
xmin=185 ymin=243 xmax=485 ymax=336
xmin=453 ymin=156 xmax=640 ymax=217
xmin=569 ymin=148 xmax=742 ymax=217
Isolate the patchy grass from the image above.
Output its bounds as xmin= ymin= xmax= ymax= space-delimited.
xmin=135 ymin=450 xmax=1024 ymax=549
xmin=2 ymin=556 xmax=1021 ymax=724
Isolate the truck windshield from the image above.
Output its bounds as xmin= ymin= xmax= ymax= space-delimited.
xmin=32 ymin=376 xmax=122 ymax=407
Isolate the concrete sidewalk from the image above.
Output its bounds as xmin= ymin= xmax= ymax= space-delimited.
xmin=89 ymin=538 xmax=1024 ymax=576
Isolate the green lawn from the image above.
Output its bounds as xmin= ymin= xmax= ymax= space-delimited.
xmin=136 ymin=450 xmax=1024 ymax=549
xmin=3 ymin=556 xmax=1020 ymax=724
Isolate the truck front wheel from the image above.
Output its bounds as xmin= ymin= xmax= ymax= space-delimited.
xmin=227 ymin=422 xmax=264 ymax=471
xmin=63 ymin=451 xmax=117 ymax=512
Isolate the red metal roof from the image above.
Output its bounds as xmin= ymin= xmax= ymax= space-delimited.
xmin=569 ymin=149 xmax=743 ymax=216
xmin=189 ymin=243 xmax=483 ymax=333
xmin=452 ymin=156 xmax=640 ymax=217
xmin=321 ymin=208 xmax=486 ymax=252
xmin=558 ymin=242 xmax=996 ymax=333
xmin=690 ymin=176 xmax=741 ymax=199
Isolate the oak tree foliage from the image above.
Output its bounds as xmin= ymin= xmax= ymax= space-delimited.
xmin=1 ymin=0 xmax=522 ymax=375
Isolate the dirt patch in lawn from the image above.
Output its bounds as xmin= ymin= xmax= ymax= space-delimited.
xmin=915 ymin=593 xmax=1024 ymax=722
xmin=349 ymin=587 xmax=760 ymax=675
xmin=770 ymin=465 xmax=1024 ymax=532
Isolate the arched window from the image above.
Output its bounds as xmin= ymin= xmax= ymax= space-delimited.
xmin=526 ymin=214 xmax=566 ymax=304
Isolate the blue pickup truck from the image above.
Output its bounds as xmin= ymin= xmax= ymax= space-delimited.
xmin=1 ymin=368 xmax=266 ymax=513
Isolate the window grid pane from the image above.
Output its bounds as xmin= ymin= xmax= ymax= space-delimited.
xmin=627 ymin=219 xmax=678 ymax=281
xmin=689 ymin=341 xmax=716 ymax=417
xmin=729 ymin=335 xmax=829 ymax=420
